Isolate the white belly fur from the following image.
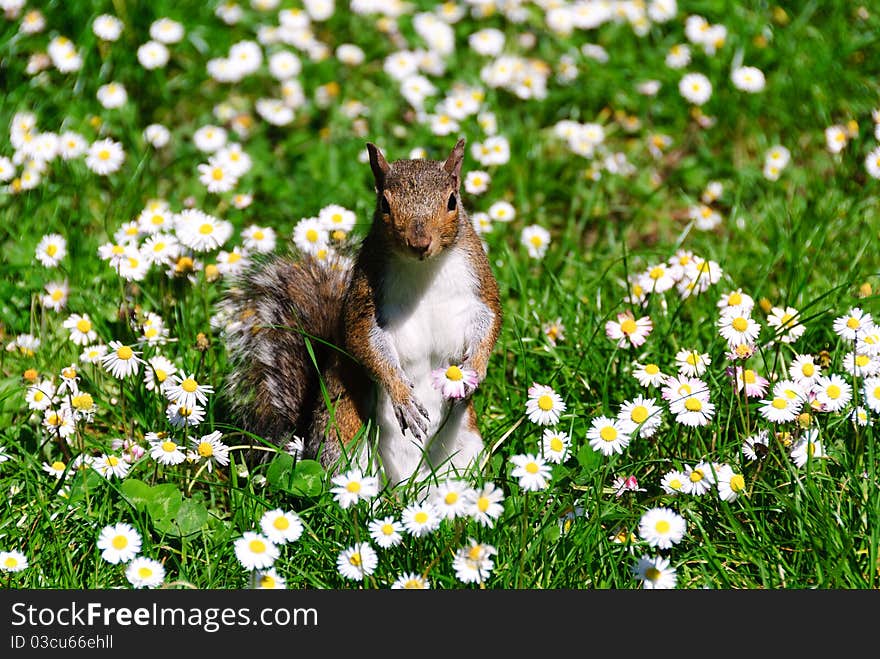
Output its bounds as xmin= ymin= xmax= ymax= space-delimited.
xmin=376 ymin=246 xmax=487 ymax=484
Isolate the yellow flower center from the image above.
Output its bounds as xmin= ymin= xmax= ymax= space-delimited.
xmin=525 ymin=462 xmax=539 ymax=474
xmin=631 ymin=406 xmax=648 ymax=423
xmin=112 ymin=535 xmax=128 ymax=550
xmin=685 ymin=398 xmax=702 ymax=411
xmin=445 ymin=365 xmax=463 ymax=381
xmin=381 ymin=523 xmax=394 ymax=535
xmin=529 ymin=235 xmax=544 ymax=247
xmin=112 ymin=244 xmax=125 ymax=255
xmin=780 ymin=313 xmax=794 ymax=327
xmin=116 ymin=345 xmax=133 ymax=360
xmin=346 ymin=481 xmax=361 ymax=493
xmin=414 ymin=511 xmax=428 ymax=524
xmin=690 ymin=470 xmax=704 ymax=482
xmin=444 ymin=492 xmax=458 ymax=505
xmin=228 ymin=252 xmax=241 ymax=263
xmin=600 ymin=426 xmax=617 ymax=442
xmin=76 ymin=318 xmax=91 ymax=333
xmin=46 ymin=244 xmax=58 ymax=256
xmin=620 ymin=318 xmax=638 ymax=334
xmin=33 ymin=390 xmax=44 ymax=401
xmin=645 ymin=567 xmax=661 ymax=581
xmin=306 ymin=229 xmax=319 ymax=243
xmin=51 ymin=289 xmax=63 ymax=301
xmin=847 ymin=317 xmax=860 ymax=329
xmin=249 ymin=539 xmax=266 ymax=554
xmin=199 ymin=223 xmax=214 ymax=235
xmin=649 ymin=266 xmax=664 ymax=280
xmin=669 ymin=478 xmax=682 ymax=490
xmin=273 ymin=517 xmax=289 ymax=531
xmin=137 ymin=566 xmax=153 ymax=579
xmin=107 ymin=456 xmax=120 ymax=466
xmin=874 ymin=386 xmax=880 ymax=399
xmin=537 ymin=394 xmax=554 ymax=411
xmin=728 ymin=292 xmax=742 ymax=305
xmin=151 ymin=214 xmax=164 ymax=225
xmin=732 ymin=317 xmax=749 ymax=332
xmin=771 ymin=398 xmax=788 ymax=409
xmin=826 ymin=385 xmax=840 ymax=399
xmin=730 ymin=474 xmax=745 ymax=492
xmin=856 ymin=355 xmax=869 ymax=367
xmin=259 ymin=575 xmax=275 ymax=588
xmin=645 ymin=364 xmax=659 ymax=375
xmin=181 ymin=378 xmax=198 ymax=393
xmin=155 ymin=369 xmax=167 ymax=382
xmin=211 ymin=167 xmax=224 ymax=181
xmin=655 ymin=520 xmax=670 ymax=533
xmin=477 ymin=496 xmax=490 ymax=512
xmin=468 ymin=545 xmax=484 ymax=561
xmin=51 ymin=460 xmax=65 ymax=471
xmin=161 ymin=441 xmax=177 ymax=453
xmin=71 ymin=393 xmax=93 ymax=409
xmin=403 ymin=579 xmax=422 ymax=589
xmin=550 ymin=437 xmax=564 ymax=452
xmin=743 ymin=370 xmax=756 ymax=384
xmin=253 ymin=230 xmax=264 ymax=240
xmin=686 ymin=353 xmax=700 ymax=366
xmin=197 ymin=442 xmax=213 ymax=457
xmin=98 ymin=149 xmax=110 ymax=161
xmin=802 ymin=363 xmax=814 ymax=376
xmin=349 ymin=552 xmax=362 ymax=567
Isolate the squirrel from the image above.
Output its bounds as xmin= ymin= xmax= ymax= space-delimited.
xmin=219 ymin=138 xmax=502 ymax=486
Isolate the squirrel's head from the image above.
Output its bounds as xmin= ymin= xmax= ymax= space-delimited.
xmin=366 ymin=138 xmax=465 ymax=261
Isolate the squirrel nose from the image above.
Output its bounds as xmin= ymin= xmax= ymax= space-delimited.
xmin=406 ymin=234 xmax=432 ymax=257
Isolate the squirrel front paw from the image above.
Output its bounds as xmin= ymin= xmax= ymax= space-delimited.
xmin=393 ymin=396 xmax=430 ymax=440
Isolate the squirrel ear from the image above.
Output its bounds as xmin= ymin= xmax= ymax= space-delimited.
xmin=442 ymin=138 xmax=466 ymax=183
xmin=366 ymin=142 xmax=389 ymax=189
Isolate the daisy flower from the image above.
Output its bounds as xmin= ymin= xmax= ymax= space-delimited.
xmin=541 ymin=428 xmax=571 ymax=463
xmin=789 ymin=354 xmax=821 ymax=387
xmin=842 ymin=352 xmax=880 ymax=378
xmin=638 ymin=507 xmax=686 ymax=549
xmin=790 ymin=429 xmax=825 ymax=468
xmin=718 ymin=312 xmax=761 ymax=347
xmin=832 ymin=307 xmax=874 ymax=341
xmin=144 ymin=355 xmax=177 ymax=392
xmin=368 ymin=516 xmax=405 ymax=549
xmin=717 ymin=289 xmax=755 ymax=315
xmin=509 ymin=453 xmax=552 ymax=491
xmin=164 ymin=373 xmax=214 ymax=409
xmin=43 ymin=408 xmax=75 ymax=440
xmin=42 ymin=459 xmax=68 ymax=479
xmin=149 ymin=436 xmax=186 ymax=466
xmin=520 ymin=224 xmax=551 ymax=259
xmin=253 ymin=568 xmax=286 ymax=590
xmin=401 ymin=501 xmax=442 ymax=537
xmin=525 ymin=383 xmax=566 ymax=426
xmin=813 ymin=374 xmax=852 ymax=413
xmin=613 ymin=475 xmax=646 ymax=497
xmin=715 ymin=464 xmax=746 ymax=502
xmin=189 ymin=431 xmax=230 ymax=473
xmin=465 ymin=481 xmax=505 ymax=527
xmin=488 ymin=201 xmax=516 ymax=223
xmin=292 ymin=217 xmax=329 ymax=255
xmin=35 ymin=233 xmax=66 ymax=267
xmin=672 ymin=392 xmax=715 ymax=427
xmin=26 ymin=379 xmax=55 ymax=411
xmin=166 ymin=402 xmax=206 ymax=428
xmin=197 ymin=159 xmax=238 ymax=193
xmin=41 ymin=280 xmax=69 ymax=312
xmin=766 ymin=306 xmax=805 ymax=344
xmin=734 ymin=367 xmax=770 ymax=399
xmin=633 ymin=555 xmax=677 ymax=589
xmin=464 ymin=170 xmax=491 ymax=195
xmin=542 ymin=317 xmax=566 ymax=346
xmin=92 ymin=454 xmax=131 ymax=480
xmin=633 ymin=362 xmax=667 ymax=388
xmin=93 ymin=14 xmax=123 ymax=41
xmin=259 ymin=509 xmax=304 ymax=545
xmin=605 ymin=311 xmax=653 ymax=348
xmin=234 ymin=532 xmax=279 ymax=570
xmin=391 ymin=572 xmax=431 ymax=589
xmin=640 ymin=262 xmax=676 ymax=293
xmin=101 ymin=341 xmax=144 ymax=379
xmin=681 ymin=462 xmax=716 ymax=496
xmin=660 ymin=469 xmax=687 ymax=495
xmin=863 ymin=376 xmax=880 ymax=414
xmin=617 ymin=395 xmax=663 ymax=438
xmin=330 ymin=468 xmax=379 ymax=509
xmin=587 ymin=416 xmax=632 ymax=456
xmin=176 ymin=210 xmax=232 ymax=252
xmin=731 ymin=65 xmax=766 ymax=93
xmin=337 ymin=542 xmax=378 ymax=581
xmin=430 ymin=479 xmax=474 ymax=520
xmin=675 ymin=348 xmax=711 ymax=377
xmin=242 ymin=225 xmax=277 ymax=253
xmin=63 ymin=313 xmax=97 ymax=346
xmin=431 ymin=364 xmax=479 ymax=399
xmin=759 ymin=394 xmax=801 ymax=423
xmin=678 ymin=72 xmax=712 ymax=105
xmin=0 ymin=550 xmax=28 ymax=573
xmin=85 ymin=138 xmax=125 ymax=175
xmin=125 ymin=557 xmax=166 ymax=588
xmin=452 ymin=539 xmax=497 ymax=585
xmin=97 ymin=522 xmax=142 ymax=564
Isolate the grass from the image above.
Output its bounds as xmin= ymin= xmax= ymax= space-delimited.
xmin=0 ymin=0 xmax=879 ymax=590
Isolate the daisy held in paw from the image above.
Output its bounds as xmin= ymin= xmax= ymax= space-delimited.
xmin=431 ymin=363 xmax=479 ymax=399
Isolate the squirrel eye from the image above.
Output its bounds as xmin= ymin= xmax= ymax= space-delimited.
xmin=380 ymin=194 xmax=391 ymax=214
xmin=447 ymin=193 xmax=457 ymax=211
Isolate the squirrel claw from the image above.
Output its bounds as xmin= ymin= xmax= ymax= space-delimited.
xmin=394 ymin=397 xmax=430 ymax=439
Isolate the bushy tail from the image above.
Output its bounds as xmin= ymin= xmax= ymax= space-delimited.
xmin=217 ymin=253 xmax=354 ymax=456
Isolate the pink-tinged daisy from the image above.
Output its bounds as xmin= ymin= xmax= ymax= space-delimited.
xmin=586 ymin=415 xmax=632 ymax=457
xmin=833 ymin=307 xmax=875 ymax=341
xmin=612 ymin=474 xmax=646 ymax=497
xmin=525 ymin=383 xmax=566 ymax=426
xmin=605 ymin=311 xmax=653 ymax=348
xmin=431 ymin=364 xmax=479 ymax=399
xmin=661 ymin=375 xmax=711 ymax=405
xmin=509 ymin=453 xmax=552 ymax=491
xmin=733 ymin=367 xmax=769 ymax=398
xmin=671 ymin=392 xmax=715 ymax=427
